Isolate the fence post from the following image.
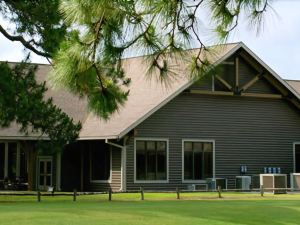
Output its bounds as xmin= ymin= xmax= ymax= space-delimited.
xmin=73 ymin=189 xmax=77 ymax=202
xmin=140 ymin=187 xmax=144 ymax=201
xmin=37 ymin=190 xmax=41 ymax=202
xmin=260 ymin=185 xmax=264 ymax=197
xmin=217 ymin=186 xmax=222 ymax=198
xmin=176 ymin=187 xmax=180 ymax=200
xmin=108 ymin=188 xmax=112 ymax=201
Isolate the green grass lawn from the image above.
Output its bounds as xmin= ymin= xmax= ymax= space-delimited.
xmin=1 ymin=192 xmax=300 ymax=225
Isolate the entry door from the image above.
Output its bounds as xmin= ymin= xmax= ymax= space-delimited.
xmin=38 ymin=157 xmax=52 ymax=190
xmin=295 ymin=144 xmax=300 ymax=173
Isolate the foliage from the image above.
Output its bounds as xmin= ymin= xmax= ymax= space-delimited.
xmin=50 ymin=0 xmax=272 ymax=119
xmin=0 ymin=1 xmax=80 ymax=151
xmin=0 ymin=60 xmax=81 ymax=153
xmin=0 ymin=0 xmax=66 ymax=58
xmin=0 ymin=0 xmax=272 ymax=120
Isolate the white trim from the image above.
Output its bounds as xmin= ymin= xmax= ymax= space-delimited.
xmin=79 ymin=136 xmax=118 ymax=140
xmin=181 ymin=139 xmax=215 ymax=183
xmin=293 ymin=142 xmax=300 ymax=173
xmin=134 ymin=138 xmax=169 ymax=184
xmin=105 ymin=139 xmax=123 ymax=148
xmin=89 ymin=146 xmax=112 ymax=183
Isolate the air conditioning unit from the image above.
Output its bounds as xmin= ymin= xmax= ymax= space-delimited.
xmin=260 ymin=174 xmax=287 ymax=194
xmin=187 ymin=184 xmax=196 ymax=191
xmin=206 ymin=178 xmax=227 ymax=191
xmin=290 ymin=173 xmax=300 ymax=191
xmin=236 ymin=176 xmax=251 ymax=190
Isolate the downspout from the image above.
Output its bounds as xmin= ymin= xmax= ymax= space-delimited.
xmin=105 ymin=137 xmax=128 ymax=192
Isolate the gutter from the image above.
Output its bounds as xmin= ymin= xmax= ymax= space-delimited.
xmin=105 ymin=137 xmax=128 ymax=192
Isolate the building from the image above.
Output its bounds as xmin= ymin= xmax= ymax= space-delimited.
xmin=0 ymin=42 xmax=300 ymax=191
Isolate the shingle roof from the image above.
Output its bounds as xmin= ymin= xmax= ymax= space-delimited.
xmin=0 ymin=42 xmax=299 ymax=140
xmin=286 ymin=80 xmax=300 ymax=95
xmin=0 ymin=64 xmax=88 ymax=139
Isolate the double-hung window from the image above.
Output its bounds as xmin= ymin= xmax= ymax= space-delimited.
xmin=183 ymin=140 xmax=213 ymax=181
xmin=135 ymin=139 xmax=168 ymax=182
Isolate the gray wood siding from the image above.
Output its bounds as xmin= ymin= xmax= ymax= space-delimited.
xmin=190 ymin=75 xmax=212 ymax=91
xmin=126 ymin=94 xmax=300 ymax=190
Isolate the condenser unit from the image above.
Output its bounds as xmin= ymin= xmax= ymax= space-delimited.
xmin=236 ymin=176 xmax=251 ymax=190
xmin=260 ymin=174 xmax=287 ymax=194
xmin=206 ymin=178 xmax=227 ymax=190
xmin=290 ymin=173 xmax=300 ymax=191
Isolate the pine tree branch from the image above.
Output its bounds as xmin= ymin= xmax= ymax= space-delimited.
xmin=0 ymin=24 xmax=51 ymax=58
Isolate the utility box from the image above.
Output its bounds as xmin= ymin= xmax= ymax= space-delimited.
xmin=206 ymin=178 xmax=227 ymax=190
xmin=290 ymin=173 xmax=300 ymax=191
xmin=236 ymin=176 xmax=251 ymax=190
xmin=260 ymin=174 xmax=287 ymax=194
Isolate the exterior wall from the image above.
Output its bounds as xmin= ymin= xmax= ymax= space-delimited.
xmin=125 ymin=93 xmax=300 ymax=190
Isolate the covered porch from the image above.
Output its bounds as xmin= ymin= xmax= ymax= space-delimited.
xmin=60 ymin=140 xmax=124 ymax=192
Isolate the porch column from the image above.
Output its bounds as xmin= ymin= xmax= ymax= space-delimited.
xmin=121 ymin=146 xmax=127 ymax=191
xmin=16 ymin=143 xmax=21 ymax=178
xmin=27 ymin=148 xmax=37 ymax=191
xmin=56 ymin=152 xmax=61 ymax=191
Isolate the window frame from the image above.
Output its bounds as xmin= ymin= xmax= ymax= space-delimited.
xmin=182 ymin=139 xmax=215 ymax=183
xmin=134 ymin=138 xmax=169 ymax=184
xmin=89 ymin=146 xmax=112 ymax=183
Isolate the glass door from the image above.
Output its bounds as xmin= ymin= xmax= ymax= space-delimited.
xmin=38 ymin=157 xmax=52 ymax=190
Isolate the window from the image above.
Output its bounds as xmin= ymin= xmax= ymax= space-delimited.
xmin=183 ymin=140 xmax=213 ymax=181
xmin=90 ymin=142 xmax=111 ymax=182
xmin=135 ymin=139 xmax=168 ymax=181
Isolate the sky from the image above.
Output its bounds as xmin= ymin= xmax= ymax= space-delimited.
xmin=0 ymin=1 xmax=299 ymax=80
